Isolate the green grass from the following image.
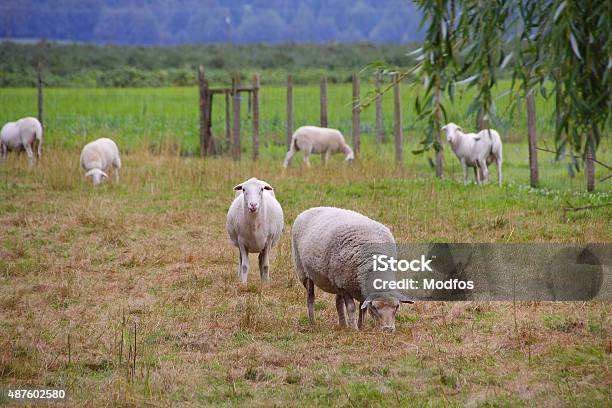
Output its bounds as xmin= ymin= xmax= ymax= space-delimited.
xmin=0 ymin=80 xmax=559 ymax=152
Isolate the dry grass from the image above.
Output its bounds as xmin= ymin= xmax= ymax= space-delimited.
xmin=0 ymin=147 xmax=610 ymax=407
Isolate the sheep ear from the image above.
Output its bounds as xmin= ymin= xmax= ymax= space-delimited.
xmin=101 ymin=171 xmax=109 ymax=179
xmin=361 ymin=299 xmax=371 ymax=309
xmin=263 ymin=184 xmax=273 ymax=191
xmin=233 ymin=184 xmax=243 ymax=191
xmin=457 ymin=126 xmax=463 ymax=132
xmin=85 ymin=169 xmax=95 ymax=177
xmin=397 ymin=294 xmax=415 ymax=304
xmin=441 ymin=125 xmax=447 ymax=131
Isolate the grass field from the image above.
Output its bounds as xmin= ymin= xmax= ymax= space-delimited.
xmin=0 ymin=84 xmax=611 ymax=406
xmin=1 ymin=81 xmax=560 ymax=152
xmin=1 ymin=83 xmax=608 ymax=192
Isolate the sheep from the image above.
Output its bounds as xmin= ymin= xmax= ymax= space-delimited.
xmin=442 ymin=122 xmax=503 ymax=186
xmin=226 ymin=177 xmax=284 ymax=284
xmin=0 ymin=117 xmax=43 ymax=164
xmin=291 ymin=207 xmax=413 ymax=332
xmin=80 ymin=138 xmax=122 ymax=186
xmin=283 ymin=126 xmax=354 ymax=168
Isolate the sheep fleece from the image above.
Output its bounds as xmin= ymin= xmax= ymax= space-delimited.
xmin=292 ymin=207 xmax=396 ymax=300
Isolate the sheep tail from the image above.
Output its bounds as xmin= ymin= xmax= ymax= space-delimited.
xmin=290 ymin=134 xmax=300 ymax=152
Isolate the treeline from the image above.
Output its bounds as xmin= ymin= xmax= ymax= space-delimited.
xmin=0 ymin=0 xmax=422 ymax=45
xmin=0 ymin=42 xmax=417 ymax=87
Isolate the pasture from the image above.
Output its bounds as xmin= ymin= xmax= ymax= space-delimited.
xmin=0 ymin=85 xmax=610 ymax=406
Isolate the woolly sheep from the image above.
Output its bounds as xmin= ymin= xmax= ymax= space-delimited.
xmin=283 ymin=126 xmax=354 ymax=168
xmin=226 ymin=177 xmax=284 ymax=284
xmin=291 ymin=207 xmax=413 ymax=332
xmin=0 ymin=117 xmax=43 ymax=164
xmin=80 ymin=138 xmax=122 ymax=186
xmin=442 ymin=122 xmax=503 ymax=186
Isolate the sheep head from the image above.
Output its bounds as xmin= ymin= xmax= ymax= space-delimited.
xmin=233 ymin=177 xmax=273 ymax=214
xmin=441 ymin=123 xmax=463 ymax=143
xmin=85 ymin=168 xmax=108 ymax=186
xmin=361 ymin=293 xmax=414 ymax=332
xmin=345 ymin=149 xmax=355 ymax=164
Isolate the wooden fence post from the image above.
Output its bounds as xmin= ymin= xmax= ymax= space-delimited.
xmin=198 ymin=66 xmax=209 ymax=157
xmin=320 ymin=77 xmax=328 ymax=128
xmin=393 ymin=74 xmax=403 ymax=166
xmin=37 ymin=61 xmax=43 ymax=129
xmin=287 ymin=75 xmax=293 ymax=149
xmin=225 ymin=92 xmax=231 ymax=152
xmin=586 ymin=135 xmax=595 ymax=192
xmin=352 ymin=72 xmax=360 ymax=156
xmin=206 ymin=93 xmax=216 ymax=155
xmin=435 ymin=88 xmax=443 ymax=178
xmin=526 ymin=90 xmax=539 ymax=187
xmin=232 ymin=76 xmax=241 ymax=160
xmin=252 ymin=74 xmax=260 ymax=161
xmin=375 ymin=73 xmax=384 ymax=144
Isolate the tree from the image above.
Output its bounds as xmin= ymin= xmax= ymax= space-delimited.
xmin=412 ymin=0 xmax=460 ymax=177
xmin=509 ymin=0 xmax=547 ymax=188
xmin=538 ymin=0 xmax=610 ymax=191
xmin=375 ymin=0 xmax=609 ymax=191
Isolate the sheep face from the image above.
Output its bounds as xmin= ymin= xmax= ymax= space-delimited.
xmin=234 ymin=178 xmax=273 ymax=214
xmin=85 ymin=168 xmax=108 ymax=186
xmin=345 ymin=149 xmax=355 ymax=163
xmin=362 ymin=294 xmax=414 ymax=332
xmin=441 ymin=123 xmax=463 ymax=143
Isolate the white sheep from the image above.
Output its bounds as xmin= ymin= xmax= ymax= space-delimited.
xmin=291 ymin=207 xmax=413 ymax=332
xmin=226 ymin=177 xmax=284 ymax=284
xmin=80 ymin=138 xmax=122 ymax=186
xmin=283 ymin=126 xmax=354 ymax=168
xmin=442 ymin=122 xmax=503 ymax=186
xmin=0 ymin=117 xmax=43 ymax=164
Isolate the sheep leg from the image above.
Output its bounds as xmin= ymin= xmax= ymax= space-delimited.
xmin=0 ymin=142 xmax=6 ymax=161
xmin=238 ymin=244 xmax=249 ymax=284
xmin=343 ymin=295 xmax=358 ymax=329
xmin=37 ymin=138 xmax=42 ymax=160
xmin=358 ymin=303 xmax=366 ymax=330
xmin=461 ymin=159 xmax=468 ymax=185
xmin=322 ymin=150 xmax=331 ymax=165
xmin=303 ymin=151 xmax=311 ymax=167
xmin=479 ymin=159 xmax=489 ymax=184
xmin=283 ymin=147 xmax=296 ymax=168
xmin=24 ymin=144 xmax=35 ymax=166
xmin=335 ymin=294 xmax=347 ymax=327
xmin=306 ymin=278 xmax=315 ymax=323
xmin=258 ymin=246 xmax=269 ymax=282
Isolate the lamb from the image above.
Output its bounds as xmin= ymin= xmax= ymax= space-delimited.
xmin=442 ymin=122 xmax=503 ymax=186
xmin=291 ymin=207 xmax=413 ymax=332
xmin=0 ymin=117 xmax=43 ymax=164
xmin=80 ymin=138 xmax=122 ymax=186
xmin=283 ymin=126 xmax=354 ymax=168
xmin=226 ymin=177 xmax=284 ymax=284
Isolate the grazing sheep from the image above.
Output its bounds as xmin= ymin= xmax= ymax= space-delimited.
xmin=291 ymin=207 xmax=413 ymax=332
xmin=283 ymin=126 xmax=354 ymax=168
xmin=0 ymin=117 xmax=43 ymax=164
xmin=80 ymin=138 xmax=122 ymax=186
xmin=227 ymin=177 xmax=284 ymax=284
xmin=442 ymin=122 xmax=503 ymax=186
